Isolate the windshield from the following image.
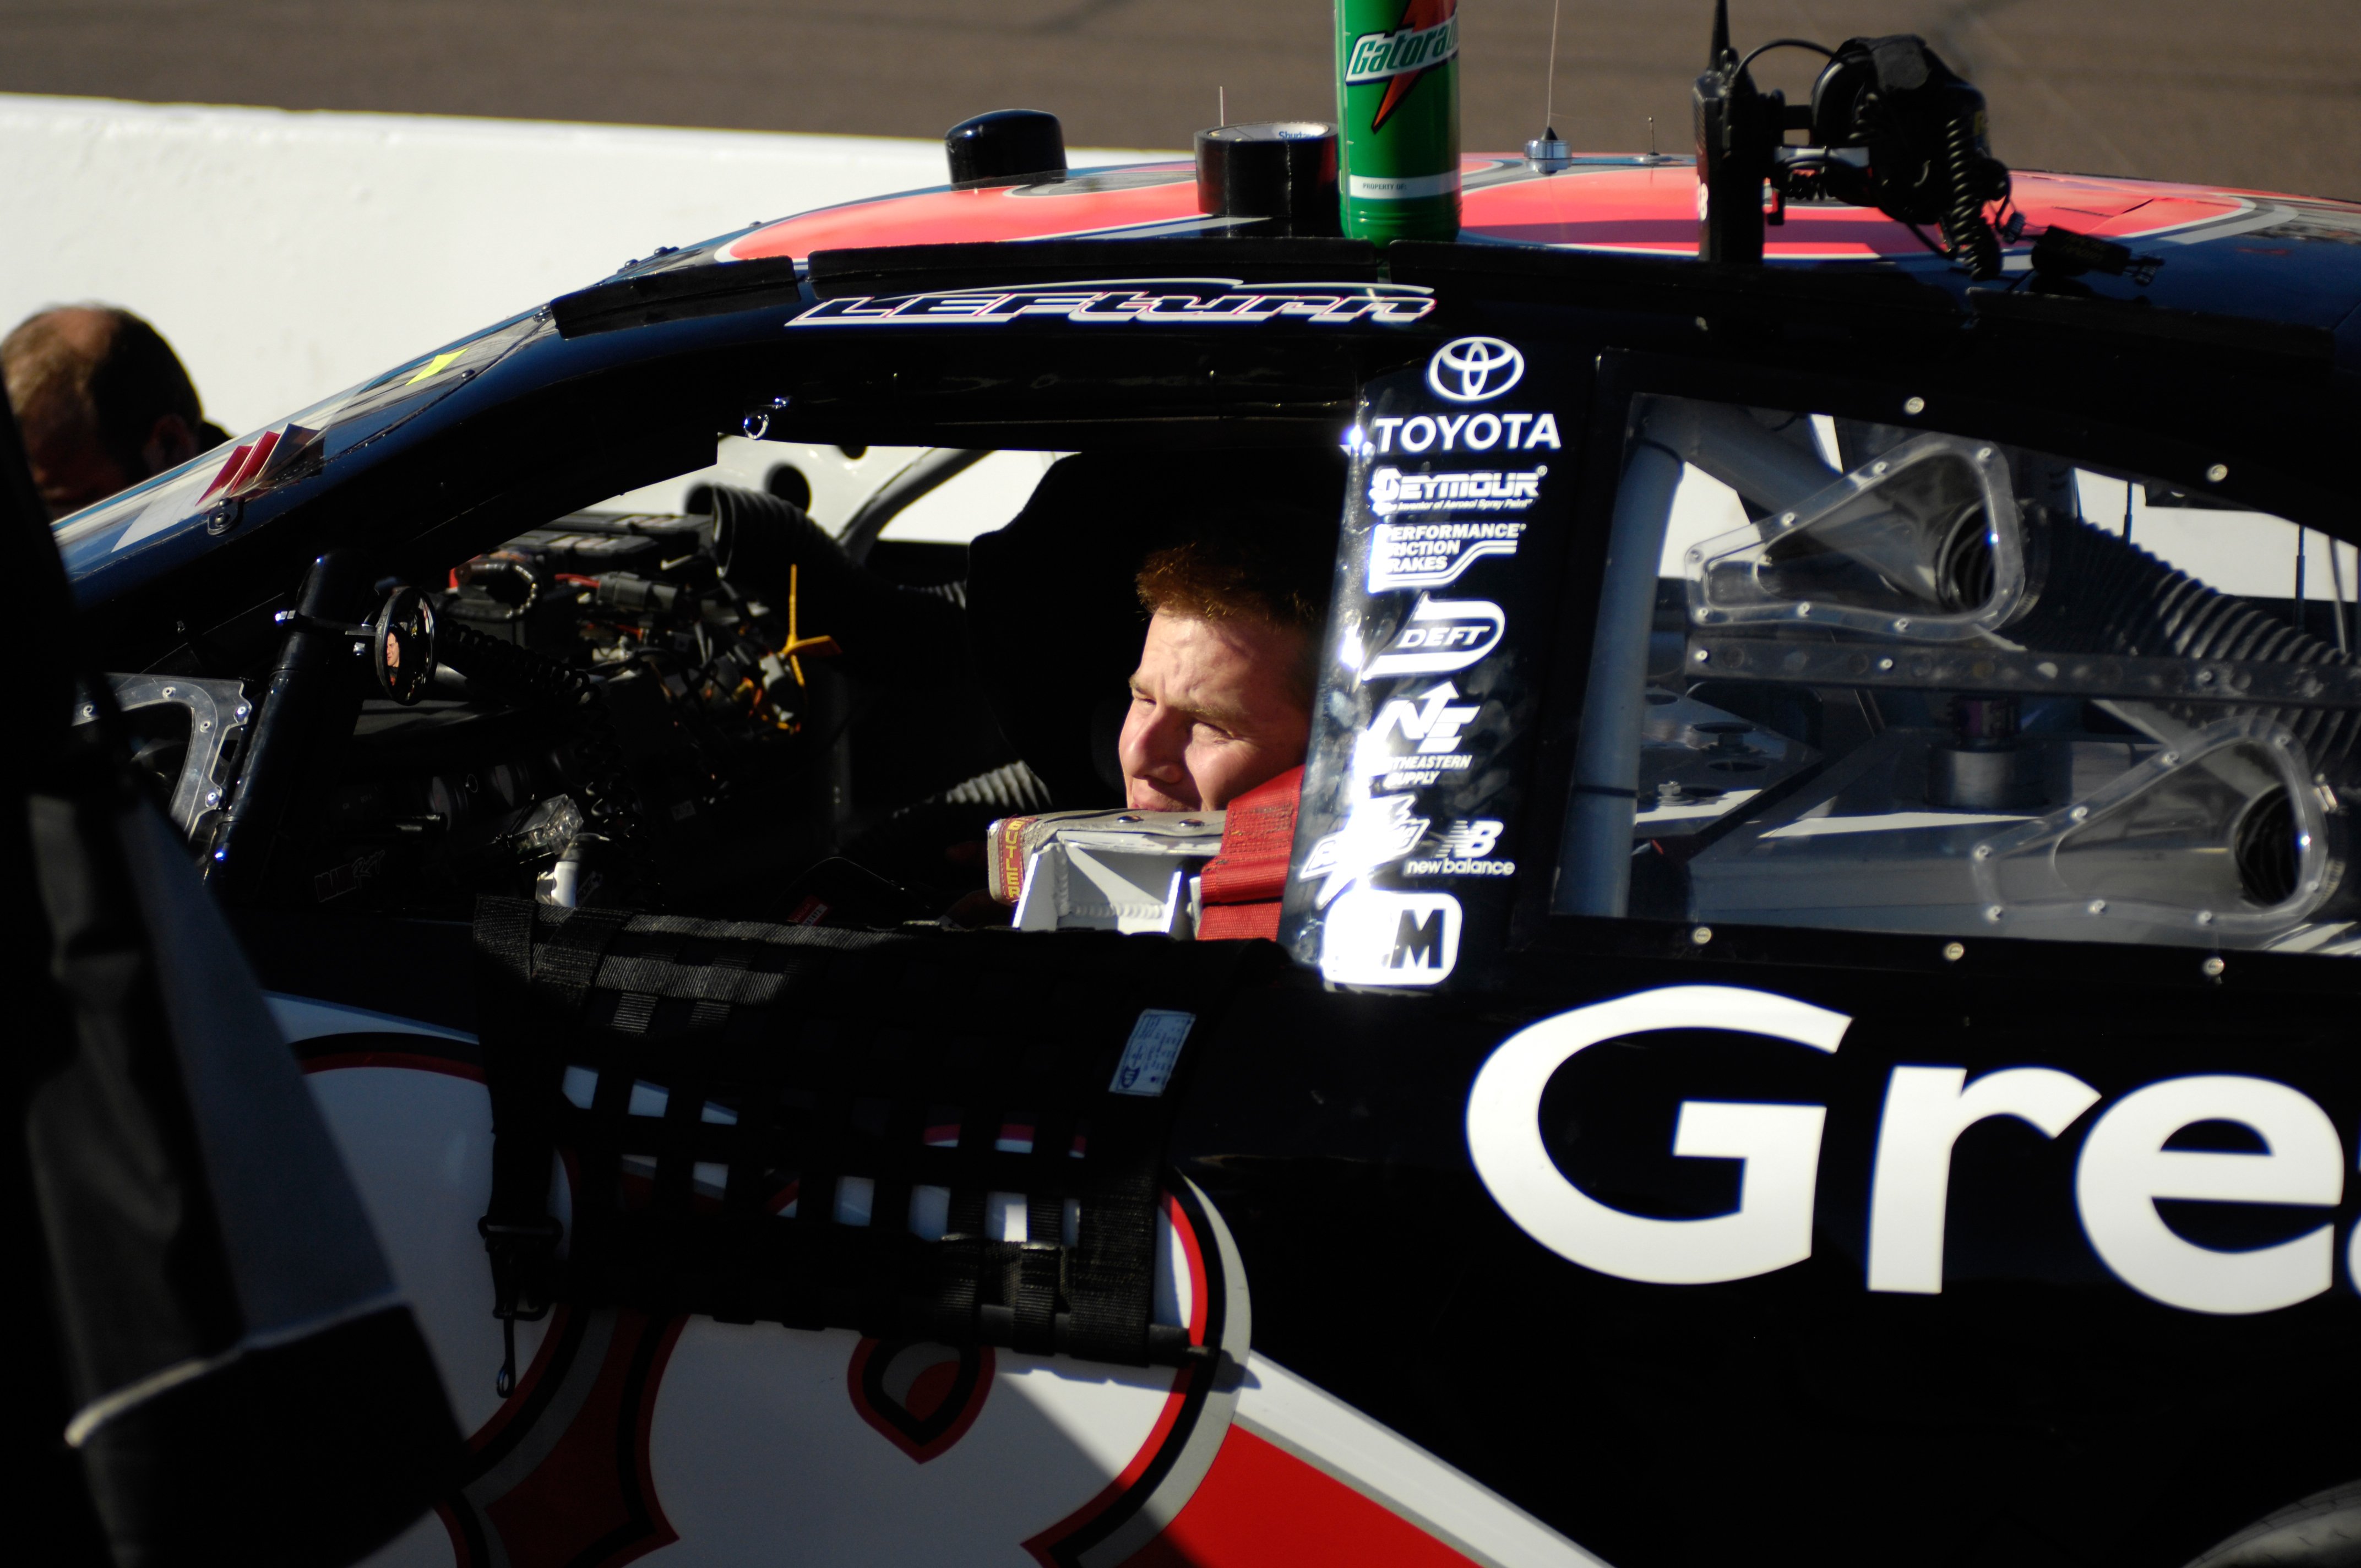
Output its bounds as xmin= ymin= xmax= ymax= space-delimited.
xmin=54 ymin=309 xmax=547 ymax=593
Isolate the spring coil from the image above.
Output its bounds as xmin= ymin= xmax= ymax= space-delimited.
xmin=1940 ymin=113 xmax=2001 ymax=281
xmin=437 ymin=619 xmax=652 ymax=887
xmin=938 ymin=759 xmax=1056 ymax=813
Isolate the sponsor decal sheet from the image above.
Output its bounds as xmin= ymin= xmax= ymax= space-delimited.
xmin=1285 ymin=336 xmax=1575 ymax=989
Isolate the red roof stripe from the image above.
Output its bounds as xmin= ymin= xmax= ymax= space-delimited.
xmin=720 ymin=157 xmax=2261 ymax=266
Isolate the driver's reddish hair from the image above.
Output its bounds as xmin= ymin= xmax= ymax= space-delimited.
xmin=1135 ymin=522 xmax=1330 ymax=705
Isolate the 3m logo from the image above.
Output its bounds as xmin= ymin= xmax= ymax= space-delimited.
xmin=1394 ymin=907 xmax=1447 ymax=965
xmin=1321 ymin=889 xmax=1462 ymax=987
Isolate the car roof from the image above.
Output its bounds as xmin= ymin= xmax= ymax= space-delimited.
xmin=720 ymin=153 xmax=2361 ymax=336
xmin=55 ymin=148 xmax=2361 ymax=662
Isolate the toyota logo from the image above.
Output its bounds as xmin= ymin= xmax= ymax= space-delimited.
xmin=1426 ymin=336 xmax=1525 ymax=402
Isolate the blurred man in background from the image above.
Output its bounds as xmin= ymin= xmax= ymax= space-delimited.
xmin=2 ymin=304 xmax=227 ymax=519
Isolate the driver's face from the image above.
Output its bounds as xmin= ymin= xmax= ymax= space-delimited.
xmin=1120 ymin=609 xmax=1310 ymax=813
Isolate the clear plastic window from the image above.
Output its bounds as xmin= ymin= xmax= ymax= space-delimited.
xmin=1557 ymin=395 xmax=2361 ymax=955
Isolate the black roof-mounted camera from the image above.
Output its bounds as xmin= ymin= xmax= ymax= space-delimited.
xmin=1692 ymin=0 xmax=2014 ymax=277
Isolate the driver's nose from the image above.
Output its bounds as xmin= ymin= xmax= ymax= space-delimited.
xmin=1118 ymin=700 xmax=1188 ymax=788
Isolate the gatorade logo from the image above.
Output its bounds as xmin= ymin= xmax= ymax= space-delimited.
xmin=1344 ymin=15 xmax=1459 ymax=84
xmin=1343 ymin=0 xmax=1460 ymax=129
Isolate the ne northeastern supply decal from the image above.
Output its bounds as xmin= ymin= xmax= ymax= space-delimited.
xmin=1470 ymin=984 xmax=2361 ymax=1316
xmin=1357 ymin=680 xmax=1479 ymax=792
xmin=1306 ymin=649 xmax=1511 ymax=984
xmin=1313 ymin=679 xmax=1488 ymax=986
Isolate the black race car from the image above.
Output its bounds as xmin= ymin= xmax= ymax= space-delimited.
xmin=41 ymin=35 xmax=2361 ymax=1568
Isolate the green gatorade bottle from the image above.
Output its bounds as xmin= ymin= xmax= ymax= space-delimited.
xmin=1334 ymin=0 xmax=1462 ymax=242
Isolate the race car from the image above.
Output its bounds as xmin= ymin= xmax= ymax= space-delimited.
xmin=44 ymin=21 xmax=2361 ymax=1568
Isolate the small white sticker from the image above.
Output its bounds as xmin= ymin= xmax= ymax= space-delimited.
xmin=1111 ymin=1010 xmax=1195 ymax=1097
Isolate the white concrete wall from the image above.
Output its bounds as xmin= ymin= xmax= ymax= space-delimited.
xmin=0 ymin=94 xmax=1155 ymax=435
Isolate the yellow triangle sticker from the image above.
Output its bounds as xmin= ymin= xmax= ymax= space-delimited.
xmin=404 ymin=349 xmax=465 ymax=386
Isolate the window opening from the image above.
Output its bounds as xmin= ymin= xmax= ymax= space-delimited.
xmin=1558 ymin=394 xmax=2361 ymax=956
xmin=600 ymin=438 xmax=1056 ymax=547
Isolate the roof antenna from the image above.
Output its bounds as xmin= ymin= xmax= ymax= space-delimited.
xmin=1543 ymin=0 xmax=1562 ymax=135
xmin=1525 ymin=0 xmax=1573 ymax=172
xmin=1218 ymin=86 xmax=1226 ymax=127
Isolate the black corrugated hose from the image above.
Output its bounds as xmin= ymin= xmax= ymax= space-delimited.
xmin=2020 ymin=516 xmax=2361 ymax=763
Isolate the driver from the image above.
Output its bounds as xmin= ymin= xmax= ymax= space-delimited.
xmin=1119 ymin=529 xmax=1327 ymax=812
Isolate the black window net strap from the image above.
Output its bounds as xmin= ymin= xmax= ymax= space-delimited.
xmin=624 ymin=910 xmax=896 ymax=948
xmin=588 ymin=952 xmax=795 ymax=1006
xmin=469 ymin=895 xmax=1269 ymax=1385
xmin=474 ymin=897 xmax=635 ymax=1393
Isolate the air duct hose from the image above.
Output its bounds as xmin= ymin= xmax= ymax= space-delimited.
xmin=2016 ymin=516 xmax=2361 ymax=764
xmin=705 ymin=484 xmax=967 ymax=687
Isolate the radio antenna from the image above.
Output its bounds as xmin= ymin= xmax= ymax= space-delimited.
xmin=1218 ymin=85 xmax=1226 ymax=127
xmin=1526 ymin=0 xmax=1574 ymax=171
xmin=1542 ymin=0 xmax=1563 ymax=137
xmin=1710 ymin=0 xmax=1732 ymax=69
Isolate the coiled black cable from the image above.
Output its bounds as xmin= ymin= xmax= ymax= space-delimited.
xmin=1940 ymin=112 xmax=2001 ymax=280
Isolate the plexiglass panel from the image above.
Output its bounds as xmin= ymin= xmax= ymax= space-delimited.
xmin=1557 ymin=395 xmax=2361 ymax=955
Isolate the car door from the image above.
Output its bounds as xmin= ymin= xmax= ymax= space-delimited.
xmin=1213 ymin=334 xmax=2361 ymax=1566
